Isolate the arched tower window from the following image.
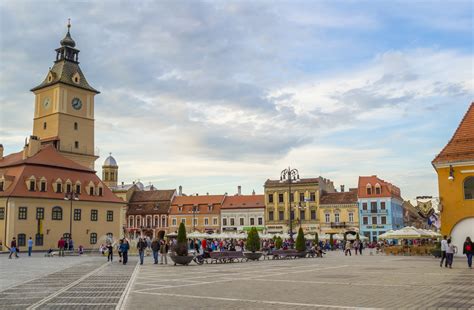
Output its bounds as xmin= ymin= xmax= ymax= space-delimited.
xmin=464 ymin=177 xmax=474 ymax=200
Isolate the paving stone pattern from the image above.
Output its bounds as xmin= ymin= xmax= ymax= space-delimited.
xmin=125 ymin=252 xmax=474 ymax=309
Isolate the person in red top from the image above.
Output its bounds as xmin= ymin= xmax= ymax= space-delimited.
xmin=58 ymin=237 xmax=66 ymax=257
xmin=201 ymin=239 xmax=207 ymax=251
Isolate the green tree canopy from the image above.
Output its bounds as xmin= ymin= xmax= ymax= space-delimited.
xmin=295 ymin=227 xmax=306 ymax=252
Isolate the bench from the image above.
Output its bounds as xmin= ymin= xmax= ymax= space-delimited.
xmin=271 ymin=249 xmax=307 ymax=259
xmin=208 ymin=251 xmax=246 ymax=264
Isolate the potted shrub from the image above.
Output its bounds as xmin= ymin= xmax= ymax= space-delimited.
xmin=295 ymin=227 xmax=307 ymax=257
xmin=314 ymin=232 xmax=319 ymax=245
xmin=244 ymin=227 xmax=263 ymax=260
xmin=275 ymin=236 xmax=283 ymax=250
xmin=170 ymin=223 xmax=194 ymax=265
xmin=329 ymin=234 xmax=334 ymax=250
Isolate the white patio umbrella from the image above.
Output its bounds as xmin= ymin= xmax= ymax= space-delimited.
xmin=305 ymin=234 xmax=315 ymax=240
xmin=333 ymin=234 xmax=344 ymax=240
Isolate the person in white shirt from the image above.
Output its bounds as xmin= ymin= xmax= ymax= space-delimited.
xmin=440 ymin=235 xmax=448 ymax=268
xmin=445 ymin=239 xmax=456 ymax=268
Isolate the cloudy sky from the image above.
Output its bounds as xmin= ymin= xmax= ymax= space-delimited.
xmin=0 ymin=1 xmax=472 ymax=198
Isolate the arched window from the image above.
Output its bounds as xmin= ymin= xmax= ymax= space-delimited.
xmin=464 ymin=177 xmax=474 ymax=200
xmin=52 ymin=206 xmax=63 ymax=220
xmin=128 ymin=216 xmax=134 ymax=227
xmin=375 ymin=183 xmax=381 ymax=195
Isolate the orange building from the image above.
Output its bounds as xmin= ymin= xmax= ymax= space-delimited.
xmin=169 ymin=195 xmax=224 ymax=233
xmin=432 ymin=102 xmax=474 ymax=251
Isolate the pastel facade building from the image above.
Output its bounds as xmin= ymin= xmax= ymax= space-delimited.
xmin=358 ymin=176 xmax=404 ymax=242
xmin=221 ymin=193 xmax=265 ymax=232
xmin=319 ymin=188 xmax=359 ymax=235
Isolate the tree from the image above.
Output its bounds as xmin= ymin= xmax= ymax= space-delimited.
xmin=314 ymin=232 xmax=319 ymax=245
xmin=329 ymin=234 xmax=334 ymax=249
xmin=295 ymin=227 xmax=306 ymax=252
xmin=275 ymin=236 xmax=283 ymax=249
xmin=246 ymin=227 xmax=261 ymax=252
xmin=175 ymin=222 xmax=188 ymax=256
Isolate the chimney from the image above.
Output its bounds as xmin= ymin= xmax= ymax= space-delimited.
xmin=237 ymin=185 xmax=242 ymax=196
xmin=252 ymin=189 xmax=255 ymax=195
xmin=340 ymin=185 xmax=345 ymax=192
xmin=121 ymin=181 xmax=124 ymax=186
xmin=178 ymin=185 xmax=182 ymax=196
xmin=0 ymin=144 xmax=3 ymax=160
xmin=22 ymin=136 xmax=41 ymax=159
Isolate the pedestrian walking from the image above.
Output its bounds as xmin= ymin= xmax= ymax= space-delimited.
xmin=69 ymin=239 xmax=74 ymax=251
xmin=8 ymin=237 xmax=19 ymax=259
xmin=117 ymin=239 xmax=123 ymax=263
xmin=344 ymin=240 xmax=351 ymax=256
xmin=358 ymin=241 xmax=363 ymax=255
xmin=137 ymin=237 xmax=147 ymax=265
xmin=151 ymin=238 xmax=160 ymax=264
xmin=440 ymin=235 xmax=448 ymax=267
xmin=107 ymin=242 xmax=113 ymax=262
xmin=120 ymin=239 xmax=129 ymax=265
xmin=446 ymin=238 xmax=456 ymax=268
xmin=28 ymin=237 xmax=33 ymax=256
xmin=58 ymin=237 xmax=66 ymax=257
xmin=463 ymin=236 xmax=473 ymax=269
xmin=159 ymin=239 xmax=168 ymax=264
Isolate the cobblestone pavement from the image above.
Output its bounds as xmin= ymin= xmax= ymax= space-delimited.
xmin=124 ymin=252 xmax=474 ymax=309
xmin=0 ymin=255 xmax=138 ymax=309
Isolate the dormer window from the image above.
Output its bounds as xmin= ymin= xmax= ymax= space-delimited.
xmin=98 ymin=187 xmax=103 ymax=196
xmin=89 ymin=186 xmax=94 ymax=196
xmin=75 ymin=184 xmax=81 ymax=194
xmin=0 ymin=181 xmax=4 ymax=191
xmin=66 ymin=183 xmax=72 ymax=193
xmin=366 ymin=184 xmax=372 ymax=195
xmin=40 ymin=180 xmax=47 ymax=192
xmin=29 ymin=180 xmax=36 ymax=191
xmin=208 ymin=204 xmax=213 ymax=211
xmin=375 ymin=183 xmax=381 ymax=195
xmin=56 ymin=183 xmax=62 ymax=193
xmin=47 ymin=72 xmax=54 ymax=82
xmin=178 ymin=206 xmax=183 ymax=212
xmin=72 ymin=72 xmax=81 ymax=84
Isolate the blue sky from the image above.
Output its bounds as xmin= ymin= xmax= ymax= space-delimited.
xmin=0 ymin=1 xmax=472 ymax=198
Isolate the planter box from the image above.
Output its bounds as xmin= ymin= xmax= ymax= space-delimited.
xmin=296 ymin=251 xmax=307 ymax=258
xmin=244 ymin=252 xmax=263 ymax=261
xmin=170 ymin=253 xmax=194 ymax=266
xmin=431 ymin=249 xmax=441 ymax=258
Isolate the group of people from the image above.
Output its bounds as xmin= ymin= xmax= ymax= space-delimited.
xmin=439 ymin=235 xmax=473 ymax=269
xmin=136 ymin=237 xmax=170 ymax=265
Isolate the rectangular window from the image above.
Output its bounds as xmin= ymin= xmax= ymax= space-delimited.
xmin=349 ymin=212 xmax=354 ymax=223
xmin=204 ymin=218 xmax=209 ymax=225
xmin=0 ymin=207 xmax=4 ymax=220
xmin=89 ymin=187 xmax=94 ymax=196
xmin=98 ymin=187 xmax=103 ymax=196
xmin=375 ymin=187 xmax=381 ymax=195
xmin=106 ymin=210 xmax=113 ymax=222
xmin=300 ymin=210 xmax=305 ymax=220
xmin=74 ymin=209 xmax=81 ymax=221
xmin=371 ymin=202 xmax=377 ymax=212
xmin=43 ymin=122 xmax=47 ymax=129
xmin=56 ymin=183 xmax=62 ymax=193
xmin=299 ymin=192 xmax=305 ymax=202
xmin=289 ymin=193 xmax=294 ymax=202
xmin=90 ymin=233 xmax=97 ymax=244
xmin=128 ymin=216 xmax=134 ymax=227
xmin=381 ymin=216 xmax=387 ymax=224
xmin=258 ymin=217 xmax=263 ymax=225
xmin=380 ymin=202 xmax=386 ymax=210
xmin=66 ymin=184 xmax=72 ymax=193
xmin=311 ymin=210 xmax=316 ymax=220
xmin=230 ymin=218 xmax=235 ymax=226
xmin=325 ymin=213 xmax=330 ymax=223
xmin=362 ymin=202 xmax=367 ymax=210
xmin=239 ymin=218 xmax=244 ymax=226
xmin=213 ymin=217 xmax=218 ymax=225
xmin=223 ymin=218 xmax=227 ymax=226
xmin=74 ymin=141 xmax=79 ymax=149
xmin=335 ymin=213 xmax=340 ymax=223
xmin=75 ymin=184 xmax=81 ymax=194
xmin=18 ymin=234 xmax=26 ymax=246
xmin=18 ymin=207 xmax=27 ymax=220
xmin=367 ymin=187 xmax=372 ymax=195
xmin=29 ymin=180 xmax=35 ymax=191
xmin=278 ymin=193 xmax=284 ymax=203
xmin=40 ymin=181 xmax=46 ymax=192
xmin=268 ymin=194 xmax=273 ymax=203
xmin=193 ymin=218 xmax=198 ymax=226
xmin=172 ymin=218 xmax=177 ymax=226
xmin=0 ymin=181 xmax=3 ymax=191
xmin=278 ymin=211 xmax=284 ymax=221
xmin=310 ymin=192 xmax=316 ymax=201
xmin=268 ymin=211 xmax=274 ymax=221
xmin=372 ymin=216 xmax=377 ymax=225
xmin=91 ymin=210 xmax=98 ymax=221
xmin=181 ymin=218 xmax=186 ymax=224
xmin=250 ymin=218 xmax=255 ymax=225
xmin=363 ymin=216 xmax=368 ymax=225
xmin=36 ymin=207 xmax=44 ymax=220
xmin=35 ymin=234 xmax=44 ymax=246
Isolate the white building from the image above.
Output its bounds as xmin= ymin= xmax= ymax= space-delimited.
xmin=221 ymin=194 xmax=265 ymax=232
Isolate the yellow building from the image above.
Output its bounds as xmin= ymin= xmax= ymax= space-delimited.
xmin=319 ymin=189 xmax=359 ymax=235
xmin=432 ymin=102 xmax=474 ymax=251
xmin=0 ymin=23 xmax=125 ymax=251
xmin=264 ymin=177 xmax=336 ymax=235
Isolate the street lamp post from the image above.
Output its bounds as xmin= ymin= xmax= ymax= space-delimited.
xmin=64 ymin=191 xmax=79 ymax=241
xmin=280 ymin=166 xmax=300 ymax=246
xmin=189 ymin=204 xmax=199 ymax=232
xmin=296 ymin=202 xmax=308 ymax=229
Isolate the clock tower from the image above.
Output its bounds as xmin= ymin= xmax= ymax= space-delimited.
xmin=31 ymin=21 xmax=99 ymax=169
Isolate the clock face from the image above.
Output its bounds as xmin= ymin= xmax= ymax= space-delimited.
xmin=43 ymin=97 xmax=51 ymax=109
xmin=71 ymin=98 xmax=82 ymax=110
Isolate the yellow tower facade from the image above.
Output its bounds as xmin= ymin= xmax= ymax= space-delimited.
xmin=30 ymin=22 xmax=99 ymax=170
xmin=102 ymin=153 xmax=119 ymax=188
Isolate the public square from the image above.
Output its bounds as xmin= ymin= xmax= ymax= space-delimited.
xmin=1 ymin=252 xmax=473 ymax=309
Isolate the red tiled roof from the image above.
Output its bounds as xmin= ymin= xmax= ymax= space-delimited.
xmin=432 ymin=102 xmax=474 ymax=165
xmin=0 ymin=146 xmax=122 ymax=203
xmin=357 ymin=176 xmax=401 ymax=199
xmin=130 ymin=189 xmax=176 ymax=203
xmin=171 ymin=195 xmax=225 ymax=206
xmin=221 ymin=195 xmax=265 ymax=209
xmin=320 ymin=190 xmax=357 ymax=205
